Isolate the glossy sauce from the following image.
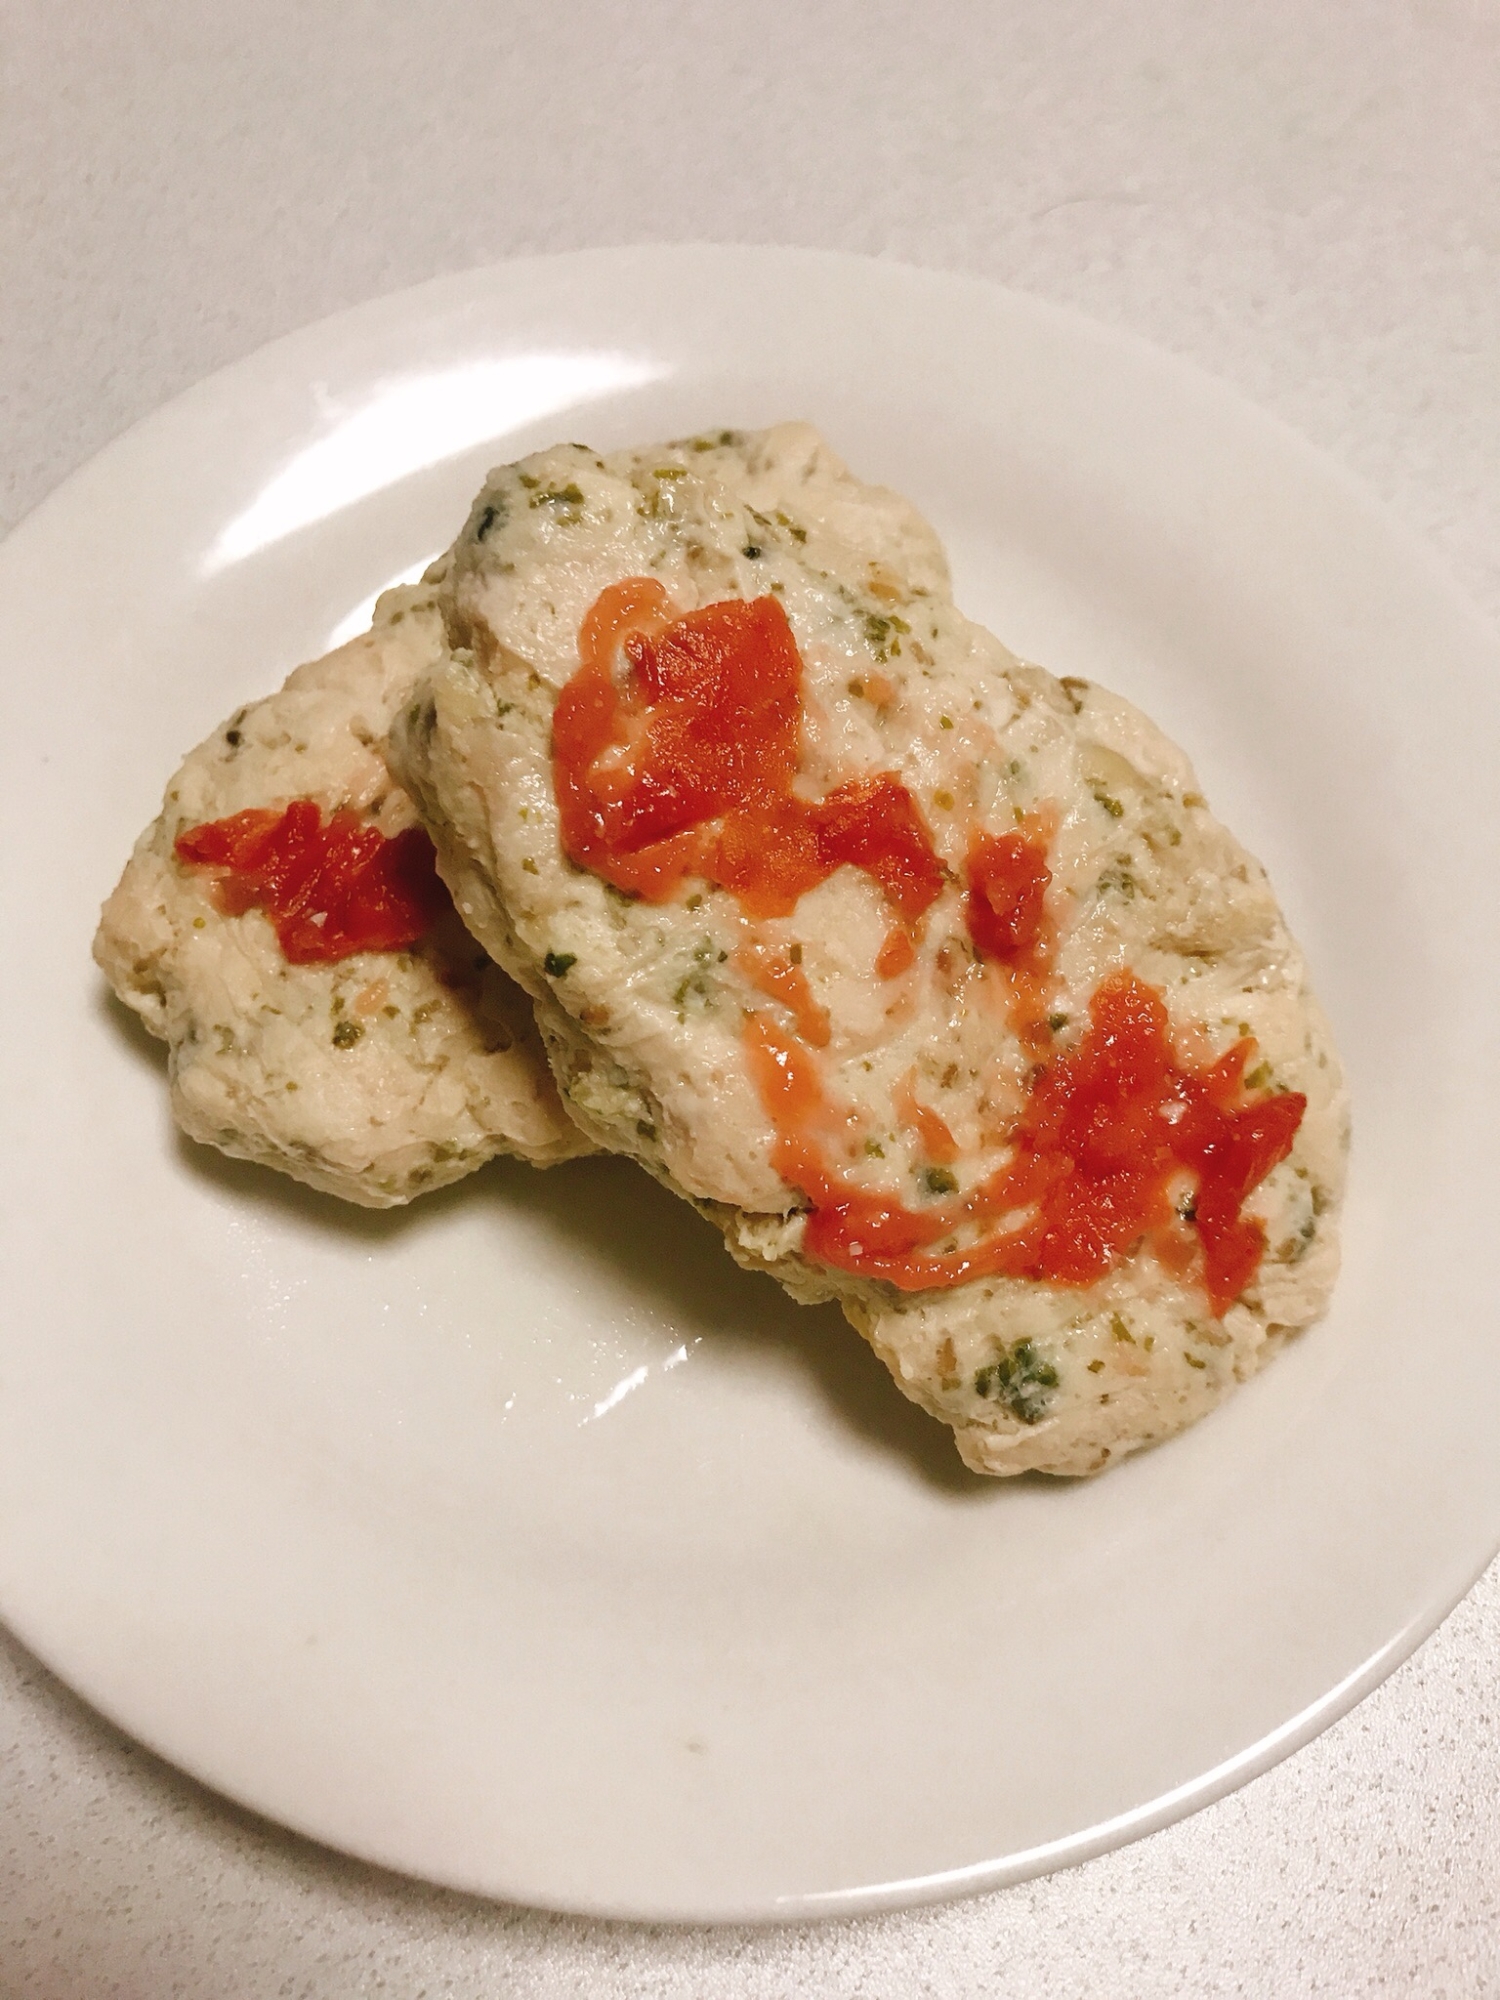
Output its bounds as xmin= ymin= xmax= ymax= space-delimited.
xmin=875 ymin=925 xmax=917 ymax=979
xmin=964 ymin=819 xmax=1057 ymax=1052
xmin=746 ymin=969 xmax=1305 ymax=1315
xmin=552 ymin=582 xmax=946 ymax=920
xmin=557 ymin=579 xmax=1303 ymax=1314
xmin=174 ymin=800 xmax=446 ymax=964
xmin=734 ymin=942 xmax=831 ymax=1049
xmin=894 ymin=1071 xmax=960 ymax=1166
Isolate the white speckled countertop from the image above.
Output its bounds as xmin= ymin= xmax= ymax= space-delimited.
xmin=4 ymin=3 xmax=1499 ymax=1991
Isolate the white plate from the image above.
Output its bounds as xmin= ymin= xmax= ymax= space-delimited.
xmin=2 ymin=247 xmax=1499 ymax=1924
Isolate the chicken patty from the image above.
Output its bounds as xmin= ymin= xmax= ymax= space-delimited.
xmin=390 ymin=426 xmax=1347 ymax=1473
xmin=95 ymin=572 xmax=589 ymax=1206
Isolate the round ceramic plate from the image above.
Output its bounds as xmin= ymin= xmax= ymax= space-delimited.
xmin=2 ymin=248 xmax=1498 ymax=1924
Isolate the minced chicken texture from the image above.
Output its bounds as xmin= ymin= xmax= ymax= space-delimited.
xmin=390 ymin=423 xmax=1347 ymax=1476
xmin=95 ymin=572 xmax=589 ymax=1207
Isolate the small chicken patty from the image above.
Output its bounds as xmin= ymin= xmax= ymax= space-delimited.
xmin=391 ymin=426 xmax=1347 ymax=1474
xmin=95 ymin=573 xmax=589 ymax=1207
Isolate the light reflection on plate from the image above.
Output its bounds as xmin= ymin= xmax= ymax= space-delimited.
xmin=206 ymin=351 xmax=668 ymax=571
xmin=325 ymin=553 xmax=442 ymax=650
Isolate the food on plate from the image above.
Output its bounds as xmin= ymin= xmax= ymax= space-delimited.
xmin=390 ymin=422 xmax=1347 ymax=1475
xmin=94 ymin=570 xmax=590 ymax=1207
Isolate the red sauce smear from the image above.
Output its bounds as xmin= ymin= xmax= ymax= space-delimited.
xmin=965 ymin=818 xmax=1058 ymax=1052
xmin=734 ymin=942 xmax=831 ymax=1048
xmin=894 ymin=1070 xmax=960 ymax=1166
xmin=556 ymin=579 xmax=1303 ymax=1313
xmin=746 ymin=969 xmax=1306 ymax=1316
xmin=174 ymin=800 xmax=447 ymax=964
xmin=875 ymin=925 xmax=916 ymax=979
xmin=552 ymin=580 xmax=946 ymax=920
